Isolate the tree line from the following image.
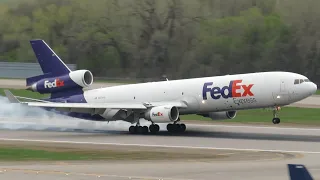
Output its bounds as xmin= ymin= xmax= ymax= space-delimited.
xmin=0 ymin=0 xmax=319 ymax=84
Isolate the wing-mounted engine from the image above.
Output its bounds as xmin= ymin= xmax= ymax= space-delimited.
xmin=199 ymin=111 xmax=237 ymax=120
xmin=144 ymin=105 xmax=180 ymax=123
xmin=27 ymin=70 xmax=93 ymax=94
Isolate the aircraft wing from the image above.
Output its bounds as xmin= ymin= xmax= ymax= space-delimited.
xmin=25 ymin=101 xmax=148 ymax=109
xmin=24 ymin=100 xmax=188 ymax=109
xmin=4 ymin=90 xmax=188 ymax=112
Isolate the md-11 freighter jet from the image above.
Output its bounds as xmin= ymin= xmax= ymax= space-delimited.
xmin=4 ymin=39 xmax=317 ymax=134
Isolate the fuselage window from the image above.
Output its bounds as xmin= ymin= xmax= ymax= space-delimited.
xmin=294 ymin=79 xmax=299 ymax=84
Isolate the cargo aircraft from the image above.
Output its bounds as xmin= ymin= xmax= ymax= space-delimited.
xmin=4 ymin=39 xmax=317 ymax=134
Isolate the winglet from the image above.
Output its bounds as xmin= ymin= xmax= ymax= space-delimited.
xmin=288 ymin=164 xmax=314 ymax=180
xmin=4 ymin=90 xmax=20 ymax=103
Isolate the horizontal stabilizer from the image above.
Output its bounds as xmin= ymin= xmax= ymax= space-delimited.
xmin=4 ymin=90 xmax=20 ymax=103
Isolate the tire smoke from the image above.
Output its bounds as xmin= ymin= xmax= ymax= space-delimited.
xmin=0 ymin=95 xmax=155 ymax=132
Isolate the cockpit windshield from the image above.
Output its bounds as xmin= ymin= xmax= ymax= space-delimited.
xmin=294 ymin=79 xmax=311 ymax=84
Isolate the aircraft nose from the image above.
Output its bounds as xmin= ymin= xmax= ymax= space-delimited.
xmin=310 ymin=82 xmax=317 ymax=94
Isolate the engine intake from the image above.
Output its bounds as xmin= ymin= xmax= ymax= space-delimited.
xmin=199 ymin=111 xmax=237 ymax=120
xmin=69 ymin=70 xmax=93 ymax=87
xmin=144 ymin=105 xmax=179 ymax=123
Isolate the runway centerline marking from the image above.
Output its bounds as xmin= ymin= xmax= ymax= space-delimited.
xmin=0 ymin=138 xmax=319 ymax=154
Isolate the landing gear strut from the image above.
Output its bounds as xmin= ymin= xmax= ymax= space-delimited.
xmin=272 ymin=106 xmax=281 ymax=124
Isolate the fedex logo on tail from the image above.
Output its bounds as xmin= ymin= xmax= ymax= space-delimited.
xmin=202 ymin=80 xmax=254 ymax=100
xmin=44 ymin=79 xmax=65 ymax=88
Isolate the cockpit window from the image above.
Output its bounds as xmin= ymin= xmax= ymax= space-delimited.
xmin=294 ymin=78 xmax=311 ymax=85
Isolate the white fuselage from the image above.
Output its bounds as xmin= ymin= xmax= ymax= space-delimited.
xmin=83 ymin=72 xmax=317 ymax=115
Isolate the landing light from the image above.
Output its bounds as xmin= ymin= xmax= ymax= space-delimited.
xmin=276 ymin=95 xmax=281 ymax=99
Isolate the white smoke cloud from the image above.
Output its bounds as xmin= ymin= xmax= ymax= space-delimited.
xmin=0 ymin=95 xmax=158 ymax=132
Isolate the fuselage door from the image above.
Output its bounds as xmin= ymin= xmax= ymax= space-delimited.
xmin=273 ymin=79 xmax=290 ymax=105
xmin=280 ymin=80 xmax=286 ymax=92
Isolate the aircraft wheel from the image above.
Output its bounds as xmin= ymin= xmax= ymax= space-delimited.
xmin=154 ymin=124 xmax=160 ymax=132
xmin=167 ymin=124 xmax=174 ymax=132
xmin=272 ymin=118 xmax=280 ymax=124
xmin=180 ymin=123 xmax=186 ymax=132
xmin=142 ymin=126 xmax=149 ymax=134
xmin=129 ymin=126 xmax=135 ymax=134
xmin=149 ymin=124 xmax=160 ymax=134
xmin=135 ymin=126 xmax=141 ymax=133
xmin=167 ymin=123 xmax=186 ymax=133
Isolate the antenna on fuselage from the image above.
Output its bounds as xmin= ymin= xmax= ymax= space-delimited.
xmin=162 ymin=75 xmax=169 ymax=81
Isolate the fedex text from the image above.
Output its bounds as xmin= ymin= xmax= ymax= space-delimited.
xmin=152 ymin=112 xmax=163 ymax=117
xmin=202 ymin=80 xmax=254 ymax=100
xmin=44 ymin=79 xmax=65 ymax=88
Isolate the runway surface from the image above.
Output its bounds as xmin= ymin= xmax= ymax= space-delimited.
xmin=0 ymin=123 xmax=320 ymax=179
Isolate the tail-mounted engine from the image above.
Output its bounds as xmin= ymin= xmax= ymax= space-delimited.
xmin=199 ymin=111 xmax=237 ymax=120
xmin=144 ymin=105 xmax=180 ymax=123
xmin=27 ymin=70 xmax=93 ymax=94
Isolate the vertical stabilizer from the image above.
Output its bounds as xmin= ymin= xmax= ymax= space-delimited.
xmin=29 ymin=39 xmax=71 ymax=76
xmin=26 ymin=39 xmax=71 ymax=86
xmin=288 ymin=164 xmax=314 ymax=180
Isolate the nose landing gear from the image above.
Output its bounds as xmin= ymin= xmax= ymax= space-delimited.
xmin=272 ymin=106 xmax=281 ymax=124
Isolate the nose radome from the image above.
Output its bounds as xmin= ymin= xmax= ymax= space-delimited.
xmin=310 ymin=83 xmax=317 ymax=94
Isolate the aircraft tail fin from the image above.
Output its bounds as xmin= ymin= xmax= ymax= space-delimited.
xmin=288 ymin=164 xmax=314 ymax=180
xmin=26 ymin=39 xmax=71 ymax=86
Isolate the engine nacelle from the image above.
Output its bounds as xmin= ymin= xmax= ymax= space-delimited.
xmin=28 ymin=70 xmax=93 ymax=94
xmin=144 ymin=105 xmax=179 ymax=123
xmin=199 ymin=111 xmax=237 ymax=120
xmin=69 ymin=70 xmax=93 ymax=88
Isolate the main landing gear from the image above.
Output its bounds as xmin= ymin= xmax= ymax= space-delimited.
xmin=129 ymin=123 xmax=160 ymax=134
xmin=272 ymin=106 xmax=281 ymax=124
xmin=128 ymin=118 xmax=187 ymax=134
xmin=166 ymin=123 xmax=186 ymax=133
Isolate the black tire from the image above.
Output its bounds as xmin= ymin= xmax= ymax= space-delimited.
xmin=149 ymin=125 xmax=155 ymax=133
xmin=134 ymin=126 xmax=140 ymax=133
xmin=142 ymin=126 xmax=149 ymax=134
xmin=272 ymin=118 xmax=280 ymax=124
xmin=129 ymin=126 xmax=135 ymax=134
xmin=154 ymin=124 xmax=160 ymax=132
xmin=180 ymin=124 xmax=186 ymax=132
xmin=167 ymin=124 xmax=173 ymax=132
